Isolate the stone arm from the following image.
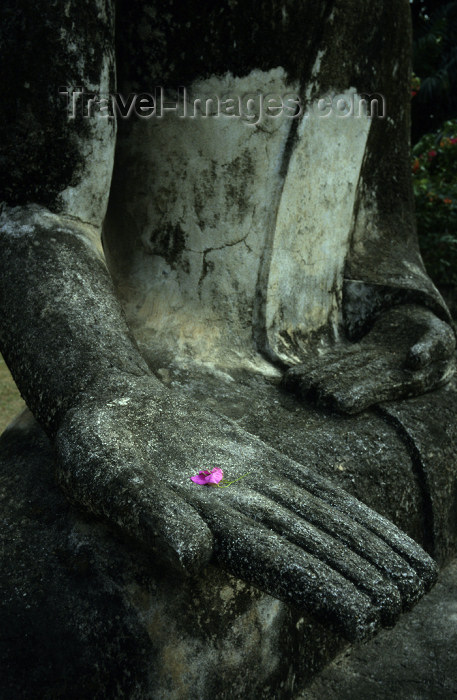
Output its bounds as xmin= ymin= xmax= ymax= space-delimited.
xmin=0 ymin=203 xmax=439 ymax=642
xmin=283 ymin=0 xmax=456 ymax=413
xmin=0 ymin=206 xmax=153 ymax=437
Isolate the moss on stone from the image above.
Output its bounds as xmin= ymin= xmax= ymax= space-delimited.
xmin=0 ymin=0 xmax=115 ymax=210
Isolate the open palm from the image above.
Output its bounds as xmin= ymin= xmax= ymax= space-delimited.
xmin=55 ymin=373 xmax=437 ymax=642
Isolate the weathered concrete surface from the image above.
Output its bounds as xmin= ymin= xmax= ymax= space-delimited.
xmin=2 ymin=2 xmax=457 ymax=697
xmin=283 ymin=304 xmax=456 ymax=416
xmin=145 ymin=356 xmax=457 ymax=565
xmin=0 ymin=0 xmax=116 ymax=227
xmin=0 ymin=410 xmax=344 ymax=700
xmin=105 ymin=76 xmax=372 ymax=367
xmin=381 ymin=385 xmax=457 ymax=565
xmin=2 ymin=370 xmax=457 ymax=698
xmin=299 ymin=556 xmax=457 ymax=700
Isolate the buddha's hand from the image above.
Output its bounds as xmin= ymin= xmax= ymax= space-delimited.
xmin=54 ymin=374 xmax=437 ymax=642
xmin=283 ymin=305 xmax=455 ymax=414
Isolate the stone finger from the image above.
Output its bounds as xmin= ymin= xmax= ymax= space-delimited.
xmin=256 ymin=453 xmax=437 ymax=591
xmin=253 ymin=478 xmax=427 ymax=608
xmin=182 ymin=492 xmax=381 ymax=642
xmin=213 ymin=485 xmax=402 ymax=626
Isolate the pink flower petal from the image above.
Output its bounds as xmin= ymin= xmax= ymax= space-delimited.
xmin=206 ymin=468 xmax=224 ymax=485
xmin=190 ymin=474 xmax=208 ymax=484
xmin=190 ymin=470 xmax=212 ymax=484
xmin=190 ymin=467 xmax=224 ymax=486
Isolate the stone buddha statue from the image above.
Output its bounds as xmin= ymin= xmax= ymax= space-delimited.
xmin=1 ymin=0 xmax=457 ymax=697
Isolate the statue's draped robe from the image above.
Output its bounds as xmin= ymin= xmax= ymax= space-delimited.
xmin=103 ymin=0 xmax=451 ymax=371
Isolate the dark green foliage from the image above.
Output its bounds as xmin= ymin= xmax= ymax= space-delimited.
xmin=412 ymin=119 xmax=457 ymax=284
xmin=411 ymin=1 xmax=457 ymax=143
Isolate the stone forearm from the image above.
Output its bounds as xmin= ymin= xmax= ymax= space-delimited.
xmin=0 ymin=205 xmax=153 ymax=437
